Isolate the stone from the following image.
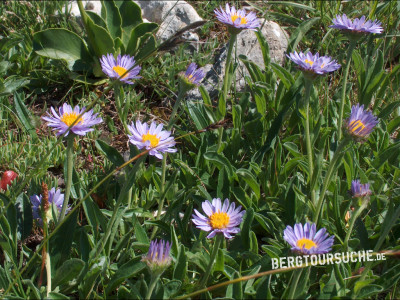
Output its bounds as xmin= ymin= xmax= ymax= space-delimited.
xmin=187 ymin=19 xmax=289 ymax=99
xmin=63 ymin=1 xmax=102 ymax=19
xmin=136 ymin=0 xmax=203 ymax=43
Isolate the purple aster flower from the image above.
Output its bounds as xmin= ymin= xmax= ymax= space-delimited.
xmin=283 ymin=223 xmax=334 ymax=255
xmin=30 ymin=188 xmax=69 ymax=224
xmin=287 ymin=51 xmax=341 ymax=76
xmin=351 ymin=180 xmax=372 ymax=198
xmin=128 ymin=120 xmax=177 ymax=160
xmin=142 ymin=240 xmax=172 ymax=272
xmin=100 ymin=53 xmax=141 ymax=84
xmin=330 ymin=14 xmax=383 ymax=34
xmin=346 ymin=104 xmax=378 ymax=139
xmin=181 ymin=63 xmax=205 ymax=87
xmin=214 ymin=3 xmax=260 ymax=32
xmin=192 ymin=198 xmax=245 ymax=239
xmin=42 ymin=103 xmax=102 ymax=137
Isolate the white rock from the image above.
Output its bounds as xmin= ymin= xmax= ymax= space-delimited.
xmin=62 ymin=1 xmax=102 ymax=18
xmin=188 ymin=19 xmax=289 ymax=98
xmin=136 ymin=0 xmax=203 ymax=42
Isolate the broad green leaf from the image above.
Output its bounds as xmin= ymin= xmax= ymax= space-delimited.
xmin=12 ymin=92 xmax=38 ymax=141
xmin=236 ymin=169 xmax=260 ymax=198
xmin=173 ymin=244 xmax=187 ymax=281
xmin=33 ymin=29 xmax=92 ymax=71
xmin=287 ymin=17 xmax=320 ymax=53
xmin=102 ymin=0 xmax=122 ymax=39
xmin=95 ymin=140 xmax=125 ymax=167
xmin=15 ymin=193 xmax=32 ymax=240
xmin=126 ymin=23 xmax=158 ymax=55
xmin=79 ymin=256 xmax=108 ymax=299
xmin=85 ymin=15 xmax=115 ymax=57
xmin=241 ymin=207 xmax=254 ymax=249
xmin=53 ymin=258 xmax=85 ymax=288
xmin=204 ymin=151 xmax=236 ymax=181
xmin=105 ymin=259 xmax=146 ymax=295
xmin=120 ymin=1 xmax=144 ymax=44
xmin=0 ymin=76 xmax=29 ymax=97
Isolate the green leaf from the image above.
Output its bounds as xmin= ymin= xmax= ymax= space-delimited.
xmin=133 ymin=213 xmax=149 ymax=245
xmin=33 ymin=29 xmax=92 ymax=71
xmin=287 ymin=17 xmax=320 ymax=53
xmin=15 ymin=193 xmax=32 ymax=240
xmin=86 ymin=11 xmax=107 ymax=29
xmin=173 ymin=245 xmax=187 ymax=281
xmin=241 ymin=208 xmax=254 ymax=249
xmin=105 ymin=259 xmax=146 ymax=295
xmin=50 ymin=209 xmax=78 ymax=268
xmin=372 ymin=141 xmax=400 ymax=169
xmin=22 ymin=279 xmax=41 ymax=299
xmin=204 ymin=151 xmax=236 ymax=181
xmin=0 ymin=76 xmax=29 ymax=97
xmin=357 ymin=284 xmax=383 ymax=299
xmin=95 ymin=140 xmax=125 ymax=167
xmin=85 ymin=15 xmax=115 ymax=57
xmin=163 ymin=280 xmax=182 ymax=299
xmin=120 ymin=1 xmax=145 ymax=44
xmin=12 ymin=91 xmax=38 ymax=141
xmin=79 ymin=256 xmax=108 ymax=299
xmin=47 ymin=292 xmax=70 ymax=299
xmin=53 ymin=258 xmax=85 ymax=288
xmin=102 ymin=0 xmax=122 ymax=40
xmin=236 ymin=169 xmax=260 ymax=199
xmin=126 ymin=23 xmax=158 ymax=55
xmin=135 ymin=34 xmax=156 ymax=62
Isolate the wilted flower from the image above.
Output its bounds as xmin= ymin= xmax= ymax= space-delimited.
xmin=42 ymin=103 xmax=102 ymax=137
xmin=128 ymin=120 xmax=177 ymax=159
xmin=351 ymin=180 xmax=372 ymax=198
xmin=287 ymin=51 xmax=341 ymax=77
xmin=142 ymin=240 xmax=172 ymax=272
xmin=346 ymin=104 xmax=378 ymax=140
xmin=30 ymin=188 xmax=68 ymax=224
xmin=192 ymin=198 xmax=245 ymax=239
xmin=330 ymin=14 xmax=383 ymax=35
xmin=180 ymin=63 xmax=205 ymax=88
xmin=214 ymin=3 xmax=260 ymax=33
xmin=283 ymin=223 xmax=334 ymax=255
xmin=100 ymin=54 xmax=141 ymax=84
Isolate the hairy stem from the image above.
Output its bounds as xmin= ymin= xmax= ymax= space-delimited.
xmin=58 ymin=134 xmax=74 ymax=224
xmin=337 ymin=41 xmax=356 ymax=141
xmin=199 ymin=234 xmax=224 ymax=288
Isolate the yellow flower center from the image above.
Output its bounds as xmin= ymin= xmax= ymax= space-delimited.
xmin=296 ymin=238 xmax=317 ymax=250
xmin=305 ymin=59 xmax=314 ymax=66
xmin=209 ymin=211 xmax=230 ymax=229
xmin=349 ymin=120 xmax=366 ymax=133
xmin=320 ymin=63 xmax=325 ymax=68
xmin=60 ymin=112 xmax=83 ymax=127
xmin=142 ymin=131 xmax=160 ymax=147
xmin=113 ymin=65 xmax=128 ymax=79
xmin=231 ymin=15 xmax=248 ymax=25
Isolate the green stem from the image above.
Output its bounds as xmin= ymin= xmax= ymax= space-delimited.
xmin=146 ymin=273 xmax=161 ymax=299
xmin=343 ymin=200 xmax=367 ymax=250
xmin=304 ymin=79 xmax=315 ymax=204
xmin=313 ymin=138 xmax=351 ymax=225
xmin=222 ymin=33 xmax=237 ymax=111
xmin=94 ymin=156 xmax=145 ymax=258
xmin=199 ymin=234 xmax=224 ymax=288
xmin=168 ymin=89 xmax=186 ymax=130
xmin=58 ymin=135 xmax=74 ymax=224
xmin=150 ymin=89 xmax=185 ymax=240
xmin=337 ymin=41 xmax=356 ymax=141
xmin=115 ymin=84 xmax=129 ymax=133
xmin=287 ymin=269 xmax=303 ymax=300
